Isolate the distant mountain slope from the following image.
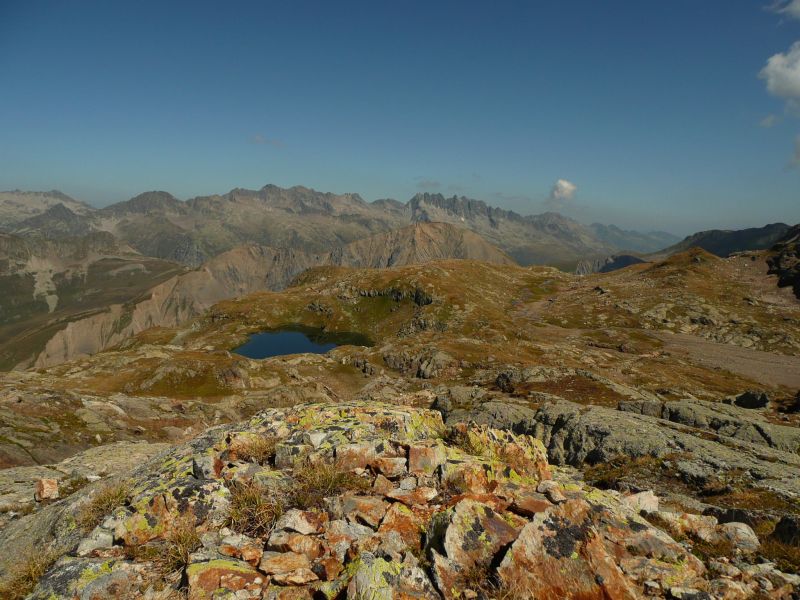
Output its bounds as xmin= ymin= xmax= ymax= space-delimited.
xmin=575 ymin=254 xmax=646 ymax=275
xmin=0 ymin=190 xmax=93 ymax=229
xmin=654 ymin=223 xmax=790 ymax=259
xmin=20 ymin=222 xmax=514 ymax=369
xmin=3 ymin=185 xmax=677 ymax=269
xmin=588 ymin=223 xmax=678 ymax=253
xmin=0 ymin=232 xmax=185 ymax=370
xmin=10 ymin=203 xmax=95 ymax=238
xmin=328 ymin=221 xmax=515 ymax=267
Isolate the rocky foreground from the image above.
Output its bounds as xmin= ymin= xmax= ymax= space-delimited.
xmin=0 ymin=401 xmax=797 ymax=599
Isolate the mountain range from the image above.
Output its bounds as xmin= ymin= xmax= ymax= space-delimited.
xmin=0 ymin=186 xmax=679 ymax=268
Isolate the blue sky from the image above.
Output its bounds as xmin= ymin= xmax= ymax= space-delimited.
xmin=1 ymin=0 xmax=798 ymax=234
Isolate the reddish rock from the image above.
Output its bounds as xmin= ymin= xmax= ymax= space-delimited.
xmin=385 ymin=486 xmax=438 ymax=506
xmin=34 ymin=478 xmax=59 ymax=501
xmin=426 ymin=499 xmax=522 ymax=595
xmin=272 ymin=568 xmax=319 ymax=585
xmin=372 ymin=456 xmax=408 ymax=477
xmin=440 ymin=461 xmax=489 ymax=494
xmin=187 ymin=559 xmax=261 ymax=600
xmin=267 ymin=530 xmax=324 ymax=560
xmin=274 ymin=509 xmax=326 ymax=535
xmin=378 ymin=503 xmax=425 ymax=550
xmin=373 ymin=474 xmax=394 ymax=494
xmin=335 ymin=442 xmax=380 ymax=470
xmin=314 ymin=557 xmax=343 ymax=581
xmin=259 ymin=551 xmax=311 ymax=575
xmin=495 ymin=482 xmax=552 ymax=517
xmin=621 ymin=490 xmax=659 ymax=514
xmin=408 ymin=443 xmax=446 ymax=474
xmin=496 ymin=500 xmax=639 ymax=600
xmin=342 ymin=495 xmax=389 ymax=528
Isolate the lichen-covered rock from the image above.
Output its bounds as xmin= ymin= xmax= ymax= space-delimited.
xmin=187 ymin=558 xmax=262 ymax=599
xmin=8 ymin=400 xmax=797 ymax=600
xmin=496 ymin=498 xmax=705 ymax=600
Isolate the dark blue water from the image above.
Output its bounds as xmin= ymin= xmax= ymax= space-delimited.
xmin=233 ymin=327 xmax=371 ymax=359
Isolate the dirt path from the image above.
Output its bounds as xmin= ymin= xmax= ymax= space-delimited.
xmin=654 ymin=331 xmax=800 ymax=389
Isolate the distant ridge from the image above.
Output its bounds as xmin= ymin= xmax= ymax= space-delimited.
xmin=654 ymin=223 xmax=790 ymax=259
xmin=0 ymin=185 xmax=677 ymax=269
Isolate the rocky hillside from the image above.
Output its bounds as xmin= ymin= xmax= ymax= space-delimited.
xmin=327 ymin=221 xmax=515 ymax=268
xmin=20 ymin=223 xmax=513 ymax=369
xmin=2 ymin=401 xmax=796 ymax=600
xmin=0 ymin=232 xmax=185 ymax=370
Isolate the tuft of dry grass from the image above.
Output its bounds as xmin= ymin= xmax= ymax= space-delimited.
xmin=76 ymin=480 xmax=131 ymax=532
xmin=159 ymin=513 xmax=201 ymax=574
xmin=460 ymin=562 xmax=532 ymax=600
xmin=227 ymin=481 xmax=284 ymax=538
xmin=233 ymin=435 xmax=278 ymax=465
xmin=444 ymin=427 xmax=486 ymax=457
xmin=761 ymin=536 xmax=800 ymax=574
xmin=289 ymin=460 xmax=370 ymax=510
xmin=0 ymin=546 xmax=62 ymax=600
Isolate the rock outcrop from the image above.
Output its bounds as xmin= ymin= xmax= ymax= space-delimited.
xmin=436 ymin=393 xmax=800 ymax=525
xmin=2 ymin=401 xmax=793 ymax=599
xmin=768 ymin=224 xmax=800 ymax=300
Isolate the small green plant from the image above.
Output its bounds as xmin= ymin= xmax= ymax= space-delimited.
xmin=76 ymin=480 xmax=131 ymax=532
xmin=0 ymin=546 xmax=61 ymax=600
xmin=60 ymin=475 xmax=92 ymax=497
xmin=289 ymin=460 xmax=370 ymax=510
xmin=227 ymin=481 xmax=284 ymax=538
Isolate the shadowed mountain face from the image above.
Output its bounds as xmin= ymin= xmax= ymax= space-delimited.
xmin=2 ymin=186 xmax=676 ymax=268
xmin=3 ymin=222 xmax=514 ymax=370
xmin=577 ymin=223 xmax=796 ymax=275
xmin=655 ymin=223 xmax=790 ymax=259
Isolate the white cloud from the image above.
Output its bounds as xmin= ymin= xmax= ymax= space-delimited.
xmin=759 ymin=42 xmax=800 ymax=109
xmin=760 ymin=114 xmax=780 ymax=127
xmin=774 ymin=0 xmax=800 ymax=20
xmin=544 ymin=179 xmax=578 ymax=210
xmin=549 ymin=179 xmax=577 ymax=201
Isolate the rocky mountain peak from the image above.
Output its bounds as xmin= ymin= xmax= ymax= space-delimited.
xmin=105 ymin=191 xmax=183 ymax=215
